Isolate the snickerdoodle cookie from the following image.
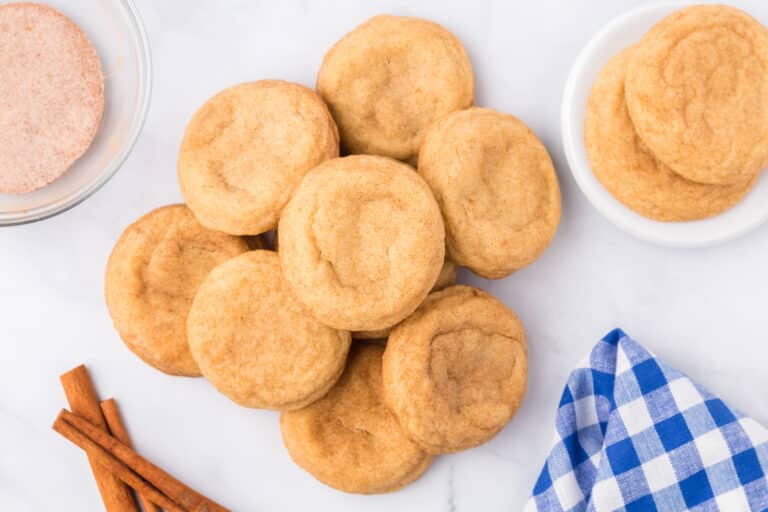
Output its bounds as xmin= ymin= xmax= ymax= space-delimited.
xmin=278 ymin=155 xmax=445 ymax=331
xmin=317 ymin=15 xmax=474 ymax=163
xmin=0 ymin=3 xmax=103 ymax=194
xmin=418 ymin=108 xmax=560 ymax=279
xmin=625 ymin=5 xmax=768 ymax=185
xmin=178 ymin=80 xmax=339 ymax=235
xmin=187 ymin=250 xmax=350 ymax=410
xmin=586 ymin=48 xmax=755 ymax=222
xmin=382 ymin=286 xmax=527 ymax=454
xmin=353 ymin=259 xmax=457 ymax=340
xmin=281 ymin=344 xmax=433 ymax=494
xmin=105 ymin=205 xmax=248 ymax=376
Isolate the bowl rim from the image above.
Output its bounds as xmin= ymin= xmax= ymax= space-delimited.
xmin=560 ymin=0 xmax=768 ymax=248
xmin=0 ymin=0 xmax=153 ymax=227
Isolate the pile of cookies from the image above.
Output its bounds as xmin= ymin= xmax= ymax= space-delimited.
xmin=105 ymin=14 xmax=561 ymax=493
xmin=585 ymin=4 xmax=768 ymax=222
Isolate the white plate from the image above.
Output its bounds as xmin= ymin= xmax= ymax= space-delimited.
xmin=561 ymin=0 xmax=768 ymax=248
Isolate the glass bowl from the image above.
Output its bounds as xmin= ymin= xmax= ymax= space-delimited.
xmin=0 ymin=0 xmax=151 ymax=226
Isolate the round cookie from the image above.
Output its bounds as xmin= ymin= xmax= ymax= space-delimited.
xmin=105 ymin=205 xmax=248 ymax=376
xmin=0 ymin=3 xmax=103 ymax=194
xmin=278 ymin=155 xmax=445 ymax=331
xmin=382 ymin=286 xmax=527 ymax=454
xmin=586 ymin=48 xmax=755 ymax=221
xmin=626 ymin=5 xmax=768 ymax=185
xmin=187 ymin=250 xmax=351 ymax=410
xmin=281 ymin=344 xmax=433 ymax=494
xmin=418 ymin=107 xmax=561 ymax=279
xmin=178 ymin=80 xmax=339 ymax=235
xmin=353 ymin=259 xmax=457 ymax=340
xmin=317 ymin=15 xmax=474 ymax=163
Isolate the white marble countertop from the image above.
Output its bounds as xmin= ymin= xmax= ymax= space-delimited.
xmin=2 ymin=1 xmax=768 ymax=510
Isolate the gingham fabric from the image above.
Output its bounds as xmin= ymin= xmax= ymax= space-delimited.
xmin=526 ymin=328 xmax=768 ymax=512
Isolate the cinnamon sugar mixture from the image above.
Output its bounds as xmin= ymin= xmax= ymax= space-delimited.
xmin=0 ymin=3 xmax=103 ymax=194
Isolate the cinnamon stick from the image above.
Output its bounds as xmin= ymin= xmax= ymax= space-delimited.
xmin=60 ymin=365 xmax=138 ymax=512
xmin=53 ymin=411 xmax=185 ymax=512
xmin=54 ymin=409 xmax=230 ymax=512
xmin=101 ymin=399 xmax=160 ymax=512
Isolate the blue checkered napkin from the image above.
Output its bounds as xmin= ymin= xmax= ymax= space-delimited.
xmin=526 ymin=328 xmax=768 ymax=512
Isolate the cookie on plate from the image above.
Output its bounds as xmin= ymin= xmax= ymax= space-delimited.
xmin=281 ymin=344 xmax=433 ymax=494
xmin=353 ymin=259 xmax=457 ymax=340
xmin=105 ymin=205 xmax=249 ymax=376
xmin=178 ymin=80 xmax=339 ymax=235
xmin=625 ymin=5 xmax=768 ymax=185
xmin=0 ymin=2 xmax=103 ymax=194
xmin=382 ymin=285 xmax=527 ymax=454
xmin=317 ymin=15 xmax=474 ymax=163
xmin=187 ymin=250 xmax=350 ymax=410
xmin=278 ymin=155 xmax=445 ymax=331
xmin=586 ymin=47 xmax=755 ymax=221
xmin=418 ymin=107 xmax=560 ymax=279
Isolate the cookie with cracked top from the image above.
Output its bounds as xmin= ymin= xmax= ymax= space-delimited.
xmin=278 ymin=155 xmax=445 ymax=331
xmin=418 ymin=107 xmax=560 ymax=279
xmin=586 ymin=47 xmax=755 ymax=221
xmin=625 ymin=5 xmax=768 ymax=185
xmin=187 ymin=250 xmax=351 ymax=410
xmin=317 ymin=14 xmax=474 ymax=163
xmin=178 ymin=80 xmax=339 ymax=235
xmin=105 ymin=204 xmax=249 ymax=376
xmin=281 ymin=343 xmax=433 ymax=493
xmin=382 ymin=285 xmax=527 ymax=454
